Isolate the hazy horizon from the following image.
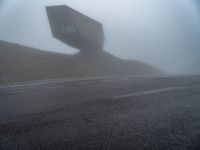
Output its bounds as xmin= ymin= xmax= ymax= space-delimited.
xmin=0 ymin=0 xmax=200 ymax=74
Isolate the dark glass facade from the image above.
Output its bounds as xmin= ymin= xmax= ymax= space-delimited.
xmin=46 ymin=5 xmax=104 ymax=52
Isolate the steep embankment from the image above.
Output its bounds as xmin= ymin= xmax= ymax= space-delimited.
xmin=0 ymin=40 xmax=161 ymax=84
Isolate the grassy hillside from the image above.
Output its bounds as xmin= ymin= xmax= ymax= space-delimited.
xmin=0 ymin=40 xmax=161 ymax=84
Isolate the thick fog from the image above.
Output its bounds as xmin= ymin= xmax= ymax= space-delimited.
xmin=0 ymin=0 xmax=200 ymax=74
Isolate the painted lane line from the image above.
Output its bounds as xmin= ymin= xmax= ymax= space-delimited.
xmin=78 ymin=81 xmax=98 ymax=86
xmin=0 ymin=78 xmax=100 ymax=89
xmin=6 ymin=89 xmax=30 ymax=95
xmin=0 ymin=76 xmax=147 ymax=89
xmin=45 ymin=86 xmax=64 ymax=90
xmin=112 ymin=84 xmax=199 ymax=99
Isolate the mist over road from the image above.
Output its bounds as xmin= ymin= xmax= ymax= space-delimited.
xmin=1 ymin=75 xmax=200 ymax=150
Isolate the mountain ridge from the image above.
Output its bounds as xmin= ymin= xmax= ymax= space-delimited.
xmin=0 ymin=40 xmax=162 ymax=84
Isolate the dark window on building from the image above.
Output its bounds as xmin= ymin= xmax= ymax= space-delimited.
xmin=60 ymin=23 xmax=77 ymax=33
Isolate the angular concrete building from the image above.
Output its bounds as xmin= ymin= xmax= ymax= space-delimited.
xmin=46 ymin=5 xmax=104 ymax=52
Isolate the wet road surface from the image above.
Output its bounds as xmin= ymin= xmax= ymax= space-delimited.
xmin=1 ymin=75 xmax=200 ymax=150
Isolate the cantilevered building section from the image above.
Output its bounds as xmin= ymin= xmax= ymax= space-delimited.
xmin=46 ymin=5 xmax=104 ymax=52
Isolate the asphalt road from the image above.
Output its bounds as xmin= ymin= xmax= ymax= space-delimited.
xmin=1 ymin=75 xmax=200 ymax=150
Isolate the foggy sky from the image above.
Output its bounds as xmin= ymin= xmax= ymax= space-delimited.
xmin=0 ymin=0 xmax=200 ymax=74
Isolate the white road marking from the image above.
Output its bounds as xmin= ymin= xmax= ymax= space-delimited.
xmin=45 ymin=86 xmax=64 ymax=90
xmin=78 ymin=81 xmax=98 ymax=86
xmin=102 ymin=79 xmax=115 ymax=82
xmin=7 ymin=89 xmax=30 ymax=95
xmin=112 ymin=85 xmax=195 ymax=99
xmin=0 ymin=77 xmax=102 ymax=89
xmin=0 ymin=76 xmax=147 ymax=89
